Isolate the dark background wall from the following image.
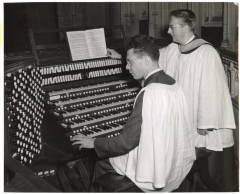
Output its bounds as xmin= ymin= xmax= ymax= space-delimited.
xmin=4 ymin=2 xmax=238 ymax=53
xmin=4 ymin=2 xmax=112 ymax=53
xmin=4 ymin=3 xmax=58 ymax=52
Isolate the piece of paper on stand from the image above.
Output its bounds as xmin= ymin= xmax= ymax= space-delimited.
xmin=67 ymin=28 xmax=107 ymax=61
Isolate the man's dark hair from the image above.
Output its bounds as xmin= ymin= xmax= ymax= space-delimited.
xmin=126 ymin=34 xmax=159 ymax=62
xmin=170 ymin=9 xmax=196 ymax=31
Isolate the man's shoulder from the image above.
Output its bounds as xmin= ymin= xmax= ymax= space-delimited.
xmin=160 ymin=42 xmax=178 ymax=52
xmin=156 ymin=71 xmax=176 ymax=85
xmin=194 ymin=43 xmax=219 ymax=55
xmin=145 ymin=82 xmax=181 ymax=95
xmin=166 ymin=42 xmax=178 ymax=49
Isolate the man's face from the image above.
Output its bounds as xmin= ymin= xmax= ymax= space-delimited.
xmin=168 ymin=16 xmax=186 ymax=44
xmin=126 ymin=49 xmax=146 ymax=80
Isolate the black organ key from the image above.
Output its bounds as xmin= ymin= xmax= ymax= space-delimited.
xmin=95 ymin=128 xmax=103 ymax=132
xmin=100 ymin=112 xmax=111 ymax=116
xmin=98 ymin=101 xmax=109 ymax=105
xmin=70 ymin=119 xmax=80 ymax=124
xmin=74 ymin=119 xmax=86 ymax=124
xmin=87 ymin=130 xmax=94 ymax=135
xmin=75 ymin=106 xmax=86 ymax=110
xmin=102 ymin=125 xmax=111 ymax=130
xmin=88 ymin=127 xmax=100 ymax=132
xmin=116 ymin=123 xmax=123 ymax=128
xmin=94 ymin=102 xmax=104 ymax=106
xmin=65 ymin=121 xmax=75 ymax=125
xmin=56 ymin=110 xmax=68 ymax=114
xmin=78 ymin=130 xmax=89 ymax=136
xmin=109 ymin=110 xmax=119 ymax=114
xmin=83 ymin=104 xmax=95 ymax=108
xmin=83 ymin=117 xmax=94 ymax=121
xmin=106 ymin=124 xmax=115 ymax=128
xmin=90 ymin=115 xmax=100 ymax=119
xmin=109 ymin=123 xmax=119 ymax=127
xmin=66 ymin=108 xmax=78 ymax=113
xmin=96 ymin=113 xmax=107 ymax=117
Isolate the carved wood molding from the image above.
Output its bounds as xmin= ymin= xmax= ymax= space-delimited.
xmin=220 ymin=49 xmax=238 ymax=99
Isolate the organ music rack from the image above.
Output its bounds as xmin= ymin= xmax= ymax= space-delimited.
xmin=4 ymin=25 xmax=140 ymax=192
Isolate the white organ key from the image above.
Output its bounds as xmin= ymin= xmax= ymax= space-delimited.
xmin=52 ymin=66 xmax=56 ymax=74
xmin=43 ymin=68 xmax=47 ymax=75
xmin=71 ymin=63 xmax=75 ymax=71
xmin=56 ymin=65 xmax=61 ymax=73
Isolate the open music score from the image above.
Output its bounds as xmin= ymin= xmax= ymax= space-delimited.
xmin=67 ymin=28 xmax=107 ymax=61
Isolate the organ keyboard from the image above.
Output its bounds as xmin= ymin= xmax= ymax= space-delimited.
xmin=4 ymin=25 xmax=140 ymax=192
xmin=41 ymin=59 xmax=139 ymax=142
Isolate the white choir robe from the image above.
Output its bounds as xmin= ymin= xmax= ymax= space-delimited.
xmin=159 ymin=43 xmax=236 ymax=151
xmin=109 ymin=83 xmax=196 ymax=192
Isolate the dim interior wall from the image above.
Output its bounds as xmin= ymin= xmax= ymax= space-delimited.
xmin=120 ymin=2 xmax=230 ymax=41
xmin=120 ymin=2 xmax=149 ymax=39
xmin=4 ymin=3 xmax=59 ymax=52
xmin=57 ymin=2 xmax=111 ymax=28
xmin=4 ymin=3 xmax=29 ymax=52
xmin=4 ymin=2 xmax=237 ymax=53
xmin=148 ymin=2 xmax=223 ymax=39
xmin=110 ymin=2 xmax=121 ymax=39
xmin=25 ymin=3 xmax=59 ymax=45
xmin=149 ymin=2 xmax=187 ymax=39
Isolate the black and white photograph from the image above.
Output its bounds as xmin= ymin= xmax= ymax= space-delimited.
xmin=2 ymin=1 xmax=239 ymax=192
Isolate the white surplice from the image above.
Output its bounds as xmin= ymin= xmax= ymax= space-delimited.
xmin=110 ymin=83 xmax=196 ymax=192
xmin=159 ymin=43 xmax=236 ymax=151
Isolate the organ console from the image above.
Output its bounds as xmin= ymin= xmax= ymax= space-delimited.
xmin=4 ymin=25 xmax=140 ymax=192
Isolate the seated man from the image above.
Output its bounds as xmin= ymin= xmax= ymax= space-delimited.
xmin=71 ymin=34 xmax=196 ymax=192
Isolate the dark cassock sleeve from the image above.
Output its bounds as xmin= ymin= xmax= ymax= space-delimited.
xmin=94 ymin=91 xmax=144 ymax=159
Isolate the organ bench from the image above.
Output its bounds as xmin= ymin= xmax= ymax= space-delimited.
xmin=93 ymin=147 xmax=223 ymax=192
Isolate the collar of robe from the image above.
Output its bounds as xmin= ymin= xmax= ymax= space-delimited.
xmin=178 ymin=36 xmax=212 ymax=54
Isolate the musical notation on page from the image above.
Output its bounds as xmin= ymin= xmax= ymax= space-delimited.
xmin=67 ymin=28 xmax=107 ymax=61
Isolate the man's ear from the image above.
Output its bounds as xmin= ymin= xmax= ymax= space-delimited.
xmin=183 ymin=24 xmax=189 ymax=33
xmin=144 ymin=56 xmax=152 ymax=66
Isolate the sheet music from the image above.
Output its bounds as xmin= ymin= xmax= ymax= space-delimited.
xmin=67 ymin=28 xmax=107 ymax=61
xmin=85 ymin=28 xmax=107 ymax=58
xmin=67 ymin=31 xmax=90 ymax=61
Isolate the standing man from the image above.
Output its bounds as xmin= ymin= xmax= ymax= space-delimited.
xmin=71 ymin=34 xmax=196 ymax=192
xmin=106 ymin=9 xmax=238 ymax=192
xmin=159 ymin=9 xmax=237 ymax=191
